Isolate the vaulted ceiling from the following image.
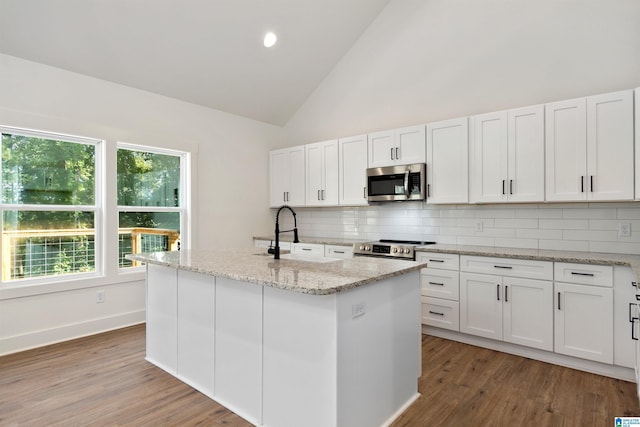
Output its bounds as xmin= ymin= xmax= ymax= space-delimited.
xmin=0 ymin=0 xmax=391 ymax=125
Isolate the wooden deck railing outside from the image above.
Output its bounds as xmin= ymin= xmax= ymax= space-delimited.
xmin=2 ymin=227 xmax=180 ymax=281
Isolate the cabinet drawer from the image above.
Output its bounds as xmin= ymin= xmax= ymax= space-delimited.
xmin=460 ymin=255 xmax=553 ymax=281
xmin=421 ymin=269 xmax=459 ymax=301
xmin=324 ymin=245 xmax=353 ymax=259
xmin=421 ymin=297 xmax=459 ymax=331
xmin=291 ymin=243 xmax=324 ymax=256
xmin=417 ymin=252 xmax=459 ymax=270
xmin=554 ymin=262 xmax=613 ymax=287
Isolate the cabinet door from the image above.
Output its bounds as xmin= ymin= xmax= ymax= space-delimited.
xmin=470 ymin=111 xmax=508 ymax=203
xmin=287 ymin=146 xmax=306 ymax=206
xmin=322 ymin=140 xmax=339 ymax=205
xmin=586 ymin=90 xmax=634 ymax=201
xmin=545 ymin=98 xmax=588 ymax=201
xmin=507 ymin=105 xmax=545 ymax=202
xmin=503 ymin=277 xmax=553 ymax=351
xmin=368 ymin=130 xmax=395 ymax=167
xmin=269 ymin=149 xmax=290 ymax=207
xmin=554 ymin=282 xmax=613 ymax=364
xmin=305 ymin=142 xmax=324 ymax=206
xmin=426 ymin=117 xmax=468 ymax=204
xmin=460 ymin=272 xmax=503 ymax=340
xmin=396 ymin=125 xmax=426 ymax=164
xmin=339 ymin=135 xmax=368 ymax=206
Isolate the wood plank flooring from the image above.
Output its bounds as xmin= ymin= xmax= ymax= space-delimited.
xmin=1 ymin=324 xmax=638 ymax=426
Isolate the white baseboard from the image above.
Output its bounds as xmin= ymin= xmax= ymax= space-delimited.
xmin=0 ymin=310 xmax=145 ymax=356
xmin=423 ymin=325 xmax=635 ymax=382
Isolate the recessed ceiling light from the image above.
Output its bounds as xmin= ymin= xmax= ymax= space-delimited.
xmin=264 ymin=32 xmax=277 ymax=48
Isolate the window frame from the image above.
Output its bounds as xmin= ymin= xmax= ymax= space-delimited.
xmin=0 ymin=125 xmax=103 ymax=287
xmin=116 ymin=142 xmax=190 ymax=272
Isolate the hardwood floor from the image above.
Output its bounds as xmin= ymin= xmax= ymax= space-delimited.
xmin=1 ymin=325 xmax=638 ymax=426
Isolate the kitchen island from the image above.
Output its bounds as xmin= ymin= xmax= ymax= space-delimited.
xmin=127 ymin=248 xmax=425 ymax=427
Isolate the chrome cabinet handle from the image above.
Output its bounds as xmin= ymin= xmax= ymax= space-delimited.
xmin=395 ymin=147 xmax=399 ymax=160
xmin=502 ymin=180 xmax=506 ymax=195
xmin=390 ymin=147 xmax=394 ymax=160
xmin=429 ymin=310 xmax=444 ymax=316
xmin=363 ymin=186 xmax=367 ymax=199
xmin=333 ymin=250 xmax=345 ymax=254
xmin=509 ymin=179 xmax=513 ymax=195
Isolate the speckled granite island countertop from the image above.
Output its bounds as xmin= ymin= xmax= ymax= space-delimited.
xmin=127 ymin=248 xmax=425 ymax=295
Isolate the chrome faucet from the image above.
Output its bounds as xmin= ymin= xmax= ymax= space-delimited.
xmin=274 ymin=205 xmax=299 ymax=259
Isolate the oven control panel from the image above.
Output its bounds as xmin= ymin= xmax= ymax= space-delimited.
xmin=352 ymin=242 xmax=416 ymax=260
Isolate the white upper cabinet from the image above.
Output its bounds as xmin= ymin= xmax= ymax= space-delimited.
xmin=338 ymin=134 xmax=368 ymax=206
xmin=546 ymin=90 xmax=634 ymax=202
xmin=305 ymin=140 xmax=339 ymax=206
xmin=368 ymin=125 xmax=426 ymax=167
xmin=426 ymin=117 xmax=469 ymax=204
xmin=507 ymin=106 xmax=545 ymax=202
xmin=269 ymin=146 xmax=305 ymax=207
xmin=470 ymin=106 xmax=544 ymax=203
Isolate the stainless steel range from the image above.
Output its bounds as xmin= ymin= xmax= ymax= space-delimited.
xmin=352 ymin=239 xmax=435 ymax=261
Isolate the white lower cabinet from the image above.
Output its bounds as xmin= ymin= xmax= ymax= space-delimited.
xmin=554 ymin=282 xmax=613 ymax=364
xmin=418 ymin=252 xmax=460 ymax=331
xmin=146 ymin=264 xmax=178 ymax=373
xmin=459 ymin=256 xmax=554 ymax=352
xmin=553 ymin=262 xmax=613 ymax=364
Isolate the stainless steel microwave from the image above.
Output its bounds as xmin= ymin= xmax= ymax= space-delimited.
xmin=366 ymin=163 xmax=426 ymax=202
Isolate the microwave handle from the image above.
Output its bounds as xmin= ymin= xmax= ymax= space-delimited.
xmin=404 ymin=169 xmax=410 ymax=198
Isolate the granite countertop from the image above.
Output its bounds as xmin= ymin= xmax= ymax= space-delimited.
xmin=415 ymin=243 xmax=640 ymax=268
xmin=253 ymin=236 xmax=640 ymax=279
xmin=127 ymin=248 xmax=425 ymax=295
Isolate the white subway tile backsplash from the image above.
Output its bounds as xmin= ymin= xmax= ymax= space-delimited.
xmin=289 ymin=203 xmax=640 ymax=255
xmin=539 ymin=219 xmax=589 ymax=230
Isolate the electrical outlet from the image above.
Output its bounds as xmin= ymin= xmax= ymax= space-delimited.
xmin=96 ymin=290 xmax=105 ymax=304
xmin=619 ymin=222 xmax=632 ymax=237
xmin=352 ymin=302 xmax=366 ymax=318
xmin=475 ymin=220 xmax=483 ymax=232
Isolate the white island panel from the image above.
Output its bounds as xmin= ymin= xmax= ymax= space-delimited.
xmin=214 ymin=277 xmax=263 ymax=425
xmin=146 ymin=264 xmax=178 ymax=374
xmin=177 ymin=270 xmax=215 ymax=395
xmin=336 ymin=271 xmax=420 ymax=427
xmin=262 ymin=287 xmax=338 ymax=427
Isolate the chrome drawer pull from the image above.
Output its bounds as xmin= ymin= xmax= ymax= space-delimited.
xmin=333 ymin=250 xmax=345 ymax=254
xmin=570 ymin=272 xmax=594 ymax=277
xmin=428 ymin=281 xmax=444 ymax=286
xmin=428 ymin=310 xmax=444 ymax=316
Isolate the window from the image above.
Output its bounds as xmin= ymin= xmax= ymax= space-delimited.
xmin=117 ymin=144 xmax=186 ymax=268
xmin=1 ymin=127 xmax=100 ymax=282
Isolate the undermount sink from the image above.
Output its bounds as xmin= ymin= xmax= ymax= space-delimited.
xmin=278 ymin=253 xmax=340 ymax=263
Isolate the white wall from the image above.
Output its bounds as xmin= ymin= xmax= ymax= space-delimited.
xmin=283 ymin=0 xmax=640 ymax=144
xmin=0 ymin=53 xmax=281 ymax=355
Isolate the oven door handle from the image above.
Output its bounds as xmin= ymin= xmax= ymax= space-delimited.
xmin=404 ymin=169 xmax=410 ymax=198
